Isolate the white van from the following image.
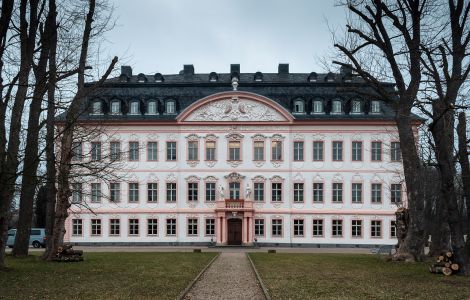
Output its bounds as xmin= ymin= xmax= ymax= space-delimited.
xmin=6 ymin=228 xmax=46 ymax=248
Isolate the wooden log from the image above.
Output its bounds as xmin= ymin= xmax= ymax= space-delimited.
xmin=451 ymin=263 xmax=459 ymax=271
xmin=438 ymin=255 xmax=445 ymax=261
xmin=445 ymin=251 xmax=453 ymax=258
xmin=442 ymin=267 xmax=453 ymax=276
xmin=444 ymin=262 xmax=451 ymax=268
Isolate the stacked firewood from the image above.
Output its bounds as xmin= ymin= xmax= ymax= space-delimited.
xmin=429 ymin=251 xmax=459 ymax=276
xmin=52 ymin=244 xmax=84 ymax=262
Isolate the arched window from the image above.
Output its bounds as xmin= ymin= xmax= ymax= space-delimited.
xmin=91 ymin=101 xmax=102 ymax=115
xmin=371 ymin=100 xmax=381 ymax=114
xmin=154 ymin=73 xmax=164 ymax=83
xmin=308 ymin=72 xmax=317 ymax=82
xmin=137 ymin=73 xmax=147 ymax=83
xmin=254 ymin=72 xmax=263 ymax=82
xmin=325 ymin=72 xmax=335 ymax=82
xmin=129 ymin=101 xmax=140 ymax=115
xmin=293 ymin=99 xmax=305 ymax=114
xmin=147 ymin=101 xmax=157 ymax=115
xmin=209 ymin=72 xmax=218 ymax=82
xmin=351 ymin=100 xmax=362 ymax=114
xmin=110 ymin=100 xmax=121 ymax=115
xmin=313 ymin=100 xmax=323 ymax=113
xmin=166 ymin=100 xmax=176 ymax=114
xmin=332 ymin=100 xmax=342 ymax=114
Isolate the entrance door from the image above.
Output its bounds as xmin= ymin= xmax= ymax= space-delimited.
xmin=227 ymin=219 xmax=242 ymax=245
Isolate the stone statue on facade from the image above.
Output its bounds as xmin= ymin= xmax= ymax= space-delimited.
xmin=218 ymin=184 xmax=225 ymax=200
xmin=245 ymin=183 xmax=252 ymax=200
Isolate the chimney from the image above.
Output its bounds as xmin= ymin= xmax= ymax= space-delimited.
xmin=340 ymin=64 xmax=353 ymax=76
xmin=230 ymin=64 xmax=240 ymax=74
xmin=278 ymin=63 xmax=289 ymax=75
xmin=121 ymin=66 xmax=132 ymax=77
xmin=183 ymin=64 xmax=194 ymax=76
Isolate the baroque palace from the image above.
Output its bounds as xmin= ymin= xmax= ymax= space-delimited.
xmin=64 ymin=64 xmax=416 ymax=247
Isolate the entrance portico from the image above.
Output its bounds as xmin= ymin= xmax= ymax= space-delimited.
xmin=215 ymin=199 xmax=254 ymax=246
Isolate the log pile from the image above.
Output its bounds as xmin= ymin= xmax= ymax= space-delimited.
xmin=52 ymin=244 xmax=84 ymax=262
xmin=429 ymin=251 xmax=459 ymax=276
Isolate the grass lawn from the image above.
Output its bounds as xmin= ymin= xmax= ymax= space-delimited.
xmin=0 ymin=252 xmax=216 ymax=299
xmin=249 ymin=253 xmax=470 ymax=299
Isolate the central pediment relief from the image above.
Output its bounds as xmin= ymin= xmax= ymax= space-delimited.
xmin=177 ymin=91 xmax=293 ymax=123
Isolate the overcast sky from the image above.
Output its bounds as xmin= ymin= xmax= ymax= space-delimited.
xmin=104 ymin=0 xmax=346 ymax=75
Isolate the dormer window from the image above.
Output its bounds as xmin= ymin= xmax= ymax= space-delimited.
xmin=293 ymin=99 xmax=305 ymax=114
xmin=110 ymin=100 xmax=121 ymax=115
xmin=147 ymin=101 xmax=157 ymax=115
xmin=313 ymin=100 xmax=324 ymax=113
xmin=351 ymin=100 xmax=362 ymax=114
xmin=308 ymin=72 xmax=317 ymax=82
xmin=254 ymin=72 xmax=263 ymax=82
xmin=326 ymin=72 xmax=335 ymax=82
xmin=166 ymin=100 xmax=176 ymax=114
xmin=209 ymin=72 xmax=218 ymax=82
xmin=137 ymin=73 xmax=147 ymax=83
xmin=154 ymin=73 xmax=164 ymax=83
xmin=129 ymin=101 xmax=140 ymax=115
xmin=332 ymin=100 xmax=342 ymax=114
xmin=91 ymin=101 xmax=102 ymax=115
xmin=371 ymin=100 xmax=381 ymax=114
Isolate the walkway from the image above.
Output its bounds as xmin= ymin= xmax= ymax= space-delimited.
xmin=183 ymin=252 xmax=265 ymax=300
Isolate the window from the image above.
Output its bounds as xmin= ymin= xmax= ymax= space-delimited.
xmin=91 ymin=219 xmax=101 ymax=236
xmin=147 ymin=142 xmax=158 ymax=161
xmin=332 ymin=220 xmax=343 ymax=237
xmin=313 ymin=100 xmax=323 ymax=113
xmin=147 ymin=183 xmax=158 ymax=202
xmin=129 ymin=219 xmax=139 ymax=236
xmin=166 ymin=219 xmax=176 ymax=235
xmin=110 ymin=219 xmax=120 ymax=235
xmin=351 ymin=100 xmax=362 ymax=113
xmin=188 ymin=141 xmax=198 ymax=161
xmin=205 ymin=219 xmax=215 ymax=235
xmin=188 ymin=182 xmax=198 ymax=202
xmin=129 ymin=101 xmax=140 ymax=115
xmin=253 ymin=141 xmax=264 ymax=161
xmin=293 ymin=183 xmax=304 ymax=203
xmin=371 ymin=141 xmax=382 ymax=161
xmin=91 ymin=183 xmax=101 ymax=203
xmin=147 ymin=101 xmax=157 ymax=115
xmin=92 ymin=101 xmax=102 ymax=115
xmin=313 ymin=219 xmax=323 ymax=237
xmin=71 ymin=183 xmax=82 ymax=203
xmin=272 ymin=219 xmax=282 ymax=237
xmin=110 ymin=142 xmax=121 ymax=161
xmin=147 ymin=219 xmax=158 ymax=235
xmin=71 ymin=142 xmax=82 ymax=161
xmin=352 ymin=183 xmax=363 ymax=203
xmin=110 ymin=182 xmax=121 ymax=202
xmin=293 ymin=141 xmax=304 ymax=161
xmin=255 ymin=219 xmax=265 ymax=236
xmin=271 ymin=183 xmax=282 ymax=202
xmin=129 ymin=142 xmax=139 ymax=161
xmin=313 ymin=141 xmax=324 ymax=161
xmin=352 ymin=141 xmax=362 ymax=161
xmin=271 ymin=141 xmax=282 ymax=160
xmin=229 ymin=182 xmax=240 ymax=200
xmin=371 ymin=100 xmax=381 ymax=113
xmin=371 ymin=220 xmax=382 ymax=237
xmin=371 ymin=183 xmax=382 ymax=203
xmin=332 ymin=100 xmax=342 ymax=114
xmin=205 ymin=141 xmax=216 ymax=161
xmin=72 ymin=219 xmax=82 ymax=235
xmin=293 ymin=219 xmax=304 ymax=237
xmin=351 ymin=220 xmax=362 ymax=237
xmin=228 ymin=141 xmax=241 ymax=161
xmin=165 ymin=100 xmax=176 ymax=114
xmin=166 ymin=183 xmax=176 ymax=202
xmin=391 ymin=220 xmax=397 ymax=238
xmin=332 ymin=183 xmax=343 ymax=203
xmin=205 ymin=182 xmax=216 ymax=202
xmin=254 ymin=182 xmax=264 ymax=201
xmin=166 ymin=142 xmax=177 ymax=161
xmin=313 ymin=183 xmax=324 ymax=203
xmin=391 ymin=142 xmax=401 ymax=161
xmin=110 ymin=101 xmax=120 ymax=114
xmin=128 ymin=183 xmax=139 ymax=203
xmin=188 ymin=218 xmax=198 ymax=236
xmin=91 ymin=142 xmax=101 ymax=161
xmin=332 ymin=141 xmax=343 ymax=161
xmin=391 ymin=184 xmax=402 ymax=203
xmin=293 ymin=100 xmax=305 ymax=113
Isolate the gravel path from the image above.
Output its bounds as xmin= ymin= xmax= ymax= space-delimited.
xmin=184 ymin=252 xmax=265 ymax=300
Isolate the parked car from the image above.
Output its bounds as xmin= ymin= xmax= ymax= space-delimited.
xmin=6 ymin=228 xmax=46 ymax=248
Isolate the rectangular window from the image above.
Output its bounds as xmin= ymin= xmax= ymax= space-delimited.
xmin=147 ymin=142 xmax=158 ymax=161
xmin=332 ymin=219 xmax=343 ymax=237
xmin=188 ymin=218 xmax=198 ymax=236
xmin=110 ymin=219 xmax=120 ymax=235
xmin=91 ymin=142 xmax=101 ymax=161
xmin=271 ymin=183 xmax=282 ymax=202
xmin=147 ymin=219 xmax=158 ymax=235
xmin=293 ymin=141 xmax=304 ymax=161
xmin=91 ymin=183 xmax=101 ymax=203
xmin=166 ymin=218 xmax=176 ymax=235
xmin=371 ymin=141 xmax=382 ymax=161
xmin=166 ymin=183 xmax=177 ymax=202
xmin=371 ymin=220 xmax=382 ymax=238
xmin=271 ymin=141 xmax=282 ymax=160
xmin=293 ymin=219 xmax=304 ymax=237
xmin=371 ymin=183 xmax=382 ymax=203
xmin=254 ymin=219 xmax=264 ymax=236
xmin=205 ymin=141 xmax=216 ymax=161
xmin=205 ymin=182 xmax=216 ymax=202
xmin=332 ymin=183 xmax=343 ymax=203
xmin=254 ymin=182 xmax=264 ymax=202
xmin=391 ymin=220 xmax=397 ymax=238
xmin=313 ymin=141 xmax=324 ymax=161
xmin=188 ymin=141 xmax=198 ymax=160
xmin=205 ymin=219 xmax=215 ymax=236
xmin=129 ymin=142 xmax=139 ymax=161
xmin=332 ymin=141 xmax=343 ymax=161
xmin=313 ymin=183 xmax=324 ymax=203
xmin=147 ymin=183 xmax=158 ymax=202
xmin=71 ymin=142 xmax=83 ymax=161
xmin=110 ymin=142 xmax=121 ymax=161
xmin=91 ymin=219 xmax=101 ymax=236
xmin=129 ymin=219 xmax=139 ymax=236
xmin=272 ymin=219 xmax=282 ymax=237
xmin=188 ymin=182 xmax=198 ymax=202
xmin=253 ymin=141 xmax=264 ymax=161
xmin=72 ymin=219 xmax=82 ymax=235
xmin=228 ymin=141 xmax=241 ymax=161
xmin=352 ymin=141 xmax=362 ymax=161
xmin=166 ymin=141 xmax=177 ymax=161
xmin=312 ymin=219 xmax=323 ymax=237
xmin=110 ymin=182 xmax=121 ymax=202
xmin=71 ymin=183 xmax=82 ymax=204
xmin=371 ymin=100 xmax=380 ymax=113
xmin=391 ymin=142 xmax=401 ymax=161
xmin=352 ymin=183 xmax=363 ymax=203
xmin=293 ymin=183 xmax=304 ymax=203
xmin=351 ymin=220 xmax=362 ymax=237
xmin=229 ymin=182 xmax=240 ymax=200
xmin=128 ymin=183 xmax=139 ymax=203
xmin=313 ymin=100 xmax=323 ymax=113
xmin=391 ymin=184 xmax=402 ymax=203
